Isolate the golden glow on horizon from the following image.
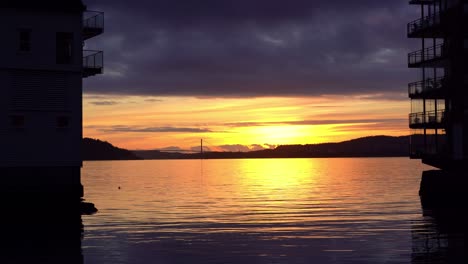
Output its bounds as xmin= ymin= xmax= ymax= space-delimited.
xmin=83 ymin=94 xmax=409 ymax=150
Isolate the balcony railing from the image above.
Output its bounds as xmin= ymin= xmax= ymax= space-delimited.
xmin=83 ymin=50 xmax=103 ymax=78
xmin=408 ymin=44 xmax=446 ymax=67
xmin=409 ymin=110 xmax=445 ymax=128
xmin=407 ymin=13 xmax=440 ymax=37
xmin=83 ymin=11 xmax=104 ymax=40
xmin=408 ymin=77 xmax=445 ymax=98
xmin=410 ymin=132 xmax=447 ymax=159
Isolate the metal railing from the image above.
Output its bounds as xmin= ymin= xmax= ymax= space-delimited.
xmin=83 ymin=50 xmax=103 ymax=77
xmin=408 ymin=44 xmax=445 ymax=66
xmin=408 ymin=77 xmax=445 ymax=97
xmin=407 ymin=13 xmax=440 ymax=36
xmin=83 ymin=11 xmax=104 ymax=39
xmin=410 ymin=133 xmax=447 ymax=158
xmin=84 ymin=11 xmax=104 ymax=30
xmin=409 ymin=110 xmax=445 ymax=127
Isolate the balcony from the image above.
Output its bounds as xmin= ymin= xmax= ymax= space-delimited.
xmin=408 ymin=44 xmax=446 ymax=68
xmin=409 ymin=133 xmax=447 ymax=162
xmin=407 ymin=13 xmax=442 ymax=38
xmin=83 ymin=11 xmax=104 ymax=40
xmin=409 ymin=110 xmax=445 ymax=129
xmin=83 ymin=50 xmax=103 ymax=78
xmin=408 ymin=77 xmax=446 ymax=99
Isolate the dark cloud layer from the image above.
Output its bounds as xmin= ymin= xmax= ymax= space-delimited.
xmin=83 ymin=0 xmax=416 ymax=98
xmin=98 ymin=125 xmax=212 ymax=133
xmin=89 ymin=100 xmax=120 ymax=106
xmin=224 ymin=118 xmax=407 ymax=127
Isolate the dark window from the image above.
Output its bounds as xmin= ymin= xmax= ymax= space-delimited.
xmin=10 ymin=115 xmax=25 ymax=128
xmin=18 ymin=29 xmax=31 ymax=52
xmin=56 ymin=32 xmax=74 ymax=64
xmin=57 ymin=116 xmax=70 ymax=128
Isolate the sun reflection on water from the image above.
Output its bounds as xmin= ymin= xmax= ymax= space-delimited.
xmin=81 ymin=158 xmax=440 ymax=264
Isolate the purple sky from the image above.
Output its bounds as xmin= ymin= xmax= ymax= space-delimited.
xmin=83 ymin=0 xmax=418 ymax=98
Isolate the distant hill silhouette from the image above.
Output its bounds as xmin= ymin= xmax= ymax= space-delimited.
xmin=83 ymin=138 xmax=141 ymax=160
xmin=134 ymin=135 xmax=410 ymax=160
xmin=82 ymin=135 xmax=410 ymax=160
xmin=273 ymin=135 xmax=409 ymax=157
xmin=135 ymin=150 xmax=195 ymax=160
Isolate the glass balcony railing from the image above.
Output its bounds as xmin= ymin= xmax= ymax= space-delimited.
xmin=408 ymin=77 xmax=445 ymax=97
xmin=83 ymin=11 xmax=104 ymax=40
xmin=83 ymin=50 xmax=103 ymax=78
xmin=409 ymin=110 xmax=446 ymax=128
xmin=407 ymin=13 xmax=440 ymax=37
xmin=410 ymin=132 xmax=447 ymax=159
xmin=408 ymin=44 xmax=446 ymax=67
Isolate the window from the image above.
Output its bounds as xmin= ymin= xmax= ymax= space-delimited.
xmin=18 ymin=29 xmax=31 ymax=52
xmin=57 ymin=116 xmax=70 ymax=128
xmin=56 ymin=32 xmax=74 ymax=64
xmin=10 ymin=115 xmax=25 ymax=128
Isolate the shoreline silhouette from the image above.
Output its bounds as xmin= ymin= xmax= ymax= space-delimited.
xmin=83 ymin=135 xmax=410 ymax=160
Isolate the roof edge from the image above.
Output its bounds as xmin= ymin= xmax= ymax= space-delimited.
xmin=0 ymin=0 xmax=86 ymax=13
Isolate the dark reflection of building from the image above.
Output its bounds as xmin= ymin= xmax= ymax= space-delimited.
xmin=411 ymin=187 xmax=467 ymax=264
xmin=0 ymin=195 xmax=84 ymax=264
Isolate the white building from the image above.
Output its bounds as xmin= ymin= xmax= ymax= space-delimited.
xmin=0 ymin=0 xmax=103 ymax=201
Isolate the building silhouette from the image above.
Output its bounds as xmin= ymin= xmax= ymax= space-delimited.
xmin=408 ymin=0 xmax=467 ymax=206
xmin=408 ymin=0 xmax=467 ymax=169
xmin=0 ymin=1 xmax=103 ymax=206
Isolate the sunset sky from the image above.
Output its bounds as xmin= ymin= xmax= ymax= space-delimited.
xmin=83 ymin=0 xmax=419 ymax=151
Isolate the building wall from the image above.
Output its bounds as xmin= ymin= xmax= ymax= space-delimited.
xmin=0 ymin=8 xmax=83 ymax=167
xmin=0 ymin=9 xmax=83 ymax=71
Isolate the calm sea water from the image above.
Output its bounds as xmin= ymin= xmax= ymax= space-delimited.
xmin=81 ymin=158 xmax=465 ymax=264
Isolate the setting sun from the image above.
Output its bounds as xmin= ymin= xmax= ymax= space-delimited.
xmin=83 ymin=95 xmax=408 ymax=150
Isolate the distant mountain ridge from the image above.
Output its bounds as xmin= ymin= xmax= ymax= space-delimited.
xmin=274 ymin=135 xmax=409 ymax=157
xmin=83 ymin=138 xmax=141 ymax=160
xmin=133 ymin=135 xmax=410 ymax=160
xmin=83 ymin=135 xmax=409 ymax=160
